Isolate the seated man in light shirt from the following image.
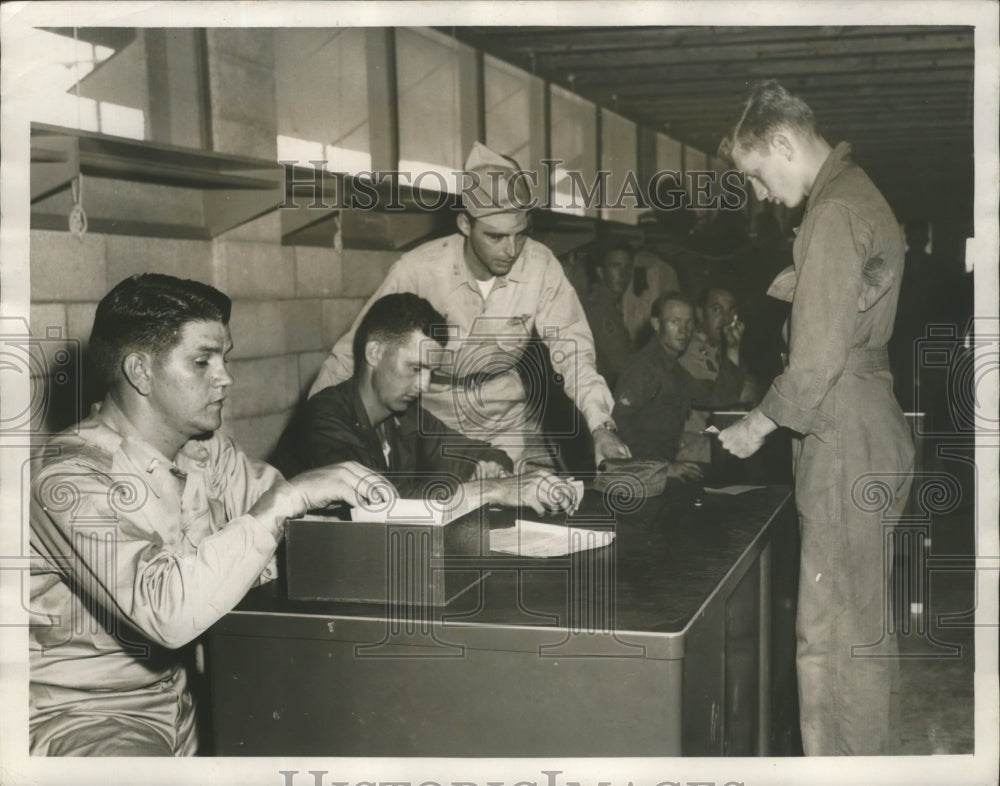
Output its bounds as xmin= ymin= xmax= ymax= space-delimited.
xmin=307 ymin=141 xmax=631 ymax=471
xmin=275 ymin=292 xmax=582 ymax=516
xmin=29 ymin=273 xmax=394 ymax=756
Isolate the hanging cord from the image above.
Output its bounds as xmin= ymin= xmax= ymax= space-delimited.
xmin=332 ymin=212 xmax=343 ymax=253
xmin=69 ymin=176 xmax=88 ymax=239
xmin=68 ymin=26 xmax=88 ymax=240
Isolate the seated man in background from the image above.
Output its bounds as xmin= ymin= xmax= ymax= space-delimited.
xmin=29 ymin=274 xmax=393 ymax=756
xmin=621 ymin=244 xmax=682 ymax=349
xmin=613 ymin=292 xmax=744 ymax=482
xmin=677 ymin=286 xmax=756 ymax=462
xmin=582 ymin=242 xmax=636 ymax=389
xmin=275 ymin=292 xmax=580 ymax=515
xmin=680 ymin=286 xmax=750 ymax=386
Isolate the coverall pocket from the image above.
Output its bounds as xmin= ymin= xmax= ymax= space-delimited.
xmin=794 ymin=434 xmax=842 ymax=524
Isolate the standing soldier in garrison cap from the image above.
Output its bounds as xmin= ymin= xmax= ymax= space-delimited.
xmin=309 ymin=142 xmax=631 ymax=470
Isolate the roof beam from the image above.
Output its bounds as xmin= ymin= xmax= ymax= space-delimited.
xmin=531 ymin=32 xmax=973 ymax=71
xmin=572 ymin=51 xmax=974 ymax=87
xmin=582 ymin=68 xmax=974 ymax=102
xmin=453 ymin=25 xmax=961 ymax=55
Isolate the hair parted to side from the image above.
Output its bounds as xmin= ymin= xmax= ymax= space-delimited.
xmin=598 ymin=240 xmax=635 ymax=266
xmin=718 ymin=79 xmax=819 ymax=160
xmin=651 ymin=290 xmax=694 ymax=320
xmin=90 ymin=273 xmax=232 ymax=389
xmin=353 ymin=292 xmax=448 ymax=371
xmin=697 ymin=285 xmax=737 ymax=309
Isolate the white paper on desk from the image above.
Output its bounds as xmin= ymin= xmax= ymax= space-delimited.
xmin=351 ymin=497 xmax=446 ymax=525
xmin=491 ymin=520 xmax=614 ymax=557
xmin=703 ymin=484 xmax=766 ymax=496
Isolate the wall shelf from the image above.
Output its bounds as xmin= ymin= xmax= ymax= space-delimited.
xmin=31 ymin=124 xmax=644 ymax=255
xmin=31 ymin=123 xmax=285 ymax=239
xmin=279 ymin=166 xmax=458 ymax=251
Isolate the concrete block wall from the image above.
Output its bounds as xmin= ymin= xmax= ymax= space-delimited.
xmin=28 ymin=29 xmax=403 ymax=463
xmin=29 ymin=225 xmax=398 ymax=461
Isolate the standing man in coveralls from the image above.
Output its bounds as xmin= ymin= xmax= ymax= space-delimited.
xmin=717 ymin=80 xmax=914 ymax=755
xmin=309 ymin=143 xmax=631 ymax=470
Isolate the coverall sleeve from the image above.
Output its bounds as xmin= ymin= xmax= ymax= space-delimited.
xmin=535 ymin=256 xmax=616 ymax=431
xmin=758 ymin=201 xmax=868 ymax=437
xmin=30 ymin=440 xmax=288 ymax=650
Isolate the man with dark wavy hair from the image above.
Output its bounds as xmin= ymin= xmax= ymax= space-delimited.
xmin=29 ymin=273 xmax=392 ymax=756
xmin=718 ymin=80 xmax=914 ymax=755
xmin=276 ymin=292 xmax=580 ymax=514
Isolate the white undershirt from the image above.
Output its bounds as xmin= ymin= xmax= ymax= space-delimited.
xmin=376 ymin=421 xmax=391 ymax=467
xmin=475 ymin=276 xmax=496 ymax=300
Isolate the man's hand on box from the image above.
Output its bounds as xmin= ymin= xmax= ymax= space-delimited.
xmin=593 ymin=427 xmax=631 ymax=467
xmin=251 ymin=462 xmax=394 ymax=533
xmin=283 ymin=462 xmax=397 ymax=519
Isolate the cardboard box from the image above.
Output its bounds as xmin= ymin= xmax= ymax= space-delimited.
xmin=285 ymin=502 xmax=490 ymax=606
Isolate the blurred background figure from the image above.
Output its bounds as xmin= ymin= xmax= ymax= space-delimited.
xmin=676 ymin=286 xmax=757 ymax=463
xmin=583 ymin=242 xmax=636 ymax=390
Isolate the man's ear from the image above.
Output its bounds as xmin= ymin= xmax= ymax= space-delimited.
xmin=122 ymin=352 xmax=153 ymax=396
xmin=650 ymin=316 xmax=661 ymax=334
xmin=364 ymin=339 xmax=385 ymax=368
xmin=770 ymin=132 xmax=793 ymax=161
xmin=456 ymin=213 xmax=472 ymax=238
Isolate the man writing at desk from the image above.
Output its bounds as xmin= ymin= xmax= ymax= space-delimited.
xmin=29 ymin=274 xmax=393 ymax=756
xmin=307 ymin=142 xmax=630 ymax=470
xmin=277 ymin=292 xmax=581 ymax=516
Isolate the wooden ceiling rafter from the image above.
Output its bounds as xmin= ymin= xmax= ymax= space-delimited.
xmin=444 ymin=25 xmax=975 ymax=221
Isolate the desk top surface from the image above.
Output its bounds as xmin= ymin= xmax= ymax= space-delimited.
xmin=228 ymin=483 xmax=792 ymax=636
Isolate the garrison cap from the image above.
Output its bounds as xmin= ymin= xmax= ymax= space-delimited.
xmin=462 ymin=142 xmax=533 ymax=222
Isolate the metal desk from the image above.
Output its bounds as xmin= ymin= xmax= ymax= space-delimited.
xmin=208 ymin=484 xmax=799 ymax=756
